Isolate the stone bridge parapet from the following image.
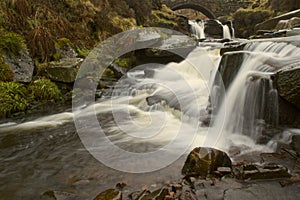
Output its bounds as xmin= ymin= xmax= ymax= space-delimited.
xmin=162 ymin=0 xmax=252 ymax=18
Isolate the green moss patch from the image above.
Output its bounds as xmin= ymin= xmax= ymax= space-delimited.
xmin=0 ymin=82 xmax=30 ymax=117
xmin=28 ymin=78 xmax=61 ymax=101
xmin=0 ymin=31 xmax=25 ymax=56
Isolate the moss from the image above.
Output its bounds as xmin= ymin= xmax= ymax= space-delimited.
xmin=28 ymin=78 xmax=61 ymax=101
xmin=115 ymin=56 xmax=136 ymax=68
xmin=0 ymin=81 xmax=30 ymax=117
xmin=76 ymin=47 xmax=91 ymax=58
xmin=110 ymin=13 xmax=137 ymax=31
xmin=0 ymin=61 xmax=14 ymax=82
xmin=147 ymin=4 xmax=179 ymax=29
xmin=0 ymin=31 xmax=25 ymax=56
xmin=55 ymin=38 xmax=73 ymax=50
xmin=233 ymin=7 xmax=274 ymax=38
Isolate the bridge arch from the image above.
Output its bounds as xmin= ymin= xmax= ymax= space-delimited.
xmin=171 ymin=4 xmax=216 ymax=19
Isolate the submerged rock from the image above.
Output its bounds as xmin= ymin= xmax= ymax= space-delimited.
xmin=93 ymin=188 xmax=122 ymax=200
xmin=41 ymin=190 xmax=78 ymax=200
xmin=182 ymin=147 xmax=232 ymax=177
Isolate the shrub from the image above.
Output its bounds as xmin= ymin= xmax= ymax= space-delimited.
xmin=0 ymin=81 xmax=30 ymax=117
xmin=28 ymin=78 xmax=61 ymax=101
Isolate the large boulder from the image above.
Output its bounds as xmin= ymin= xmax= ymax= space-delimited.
xmin=3 ymin=49 xmax=34 ymax=83
xmin=204 ymin=19 xmax=223 ymax=39
xmin=275 ymin=66 xmax=300 ymax=109
xmin=182 ymin=147 xmax=232 ymax=177
xmin=46 ymin=58 xmax=83 ymax=83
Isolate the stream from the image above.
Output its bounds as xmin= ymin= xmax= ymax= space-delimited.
xmin=0 ymin=24 xmax=300 ymax=199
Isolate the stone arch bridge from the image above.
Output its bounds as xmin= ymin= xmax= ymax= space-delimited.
xmin=162 ymin=0 xmax=252 ymax=18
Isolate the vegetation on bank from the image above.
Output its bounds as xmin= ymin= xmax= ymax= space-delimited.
xmin=0 ymin=78 xmax=62 ymax=118
xmin=0 ymin=0 xmax=188 ymax=118
xmin=232 ymin=0 xmax=300 ymax=38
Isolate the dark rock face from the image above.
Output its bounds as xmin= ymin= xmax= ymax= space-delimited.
xmin=204 ymin=19 xmax=223 ymax=39
xmin=46 ymin=58 xmax=83 ymax=83
xmin=182 ymin=147 xmax=232 ymax=177
xmin=276 ymin=66 xmax=300 ymax=109
xmin=290 ymin=135 xmax=300 ymax=156
xmin=3 ymin=49 xmax=34 ymax=83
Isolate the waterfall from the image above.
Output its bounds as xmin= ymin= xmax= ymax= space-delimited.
xmin=190 ymin=19 xmax=233 ymax=40
xmin=215 ymin=20 xmax=232 ymax=40
xmin=222 ymin=24 xmax=231 ymax=39
xmin=211 ymin=42 xmax=300 ymax=150
xmin=189 ymin=20 xmax=205 ymax=40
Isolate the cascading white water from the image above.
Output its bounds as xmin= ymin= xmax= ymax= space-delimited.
xmin=211 ymin=42 xmax=300 ymax=151
xmin=222 ymin=24 xmax=231 ymax=39
xmin=189 ymin=19 xmax=233 ymax=40
xmin=189 ymin=20 xmax=205 ymax=40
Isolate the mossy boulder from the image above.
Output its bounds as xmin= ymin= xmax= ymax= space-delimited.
xmin=46 ymin=58 xmax=83 ymax=83
xmin=3 ymin=48 xmax=34 ymax=83
xmin=233 ymin=7 xmax=274 ymax=38
xmin=182 ymin=147 xmax=232 ymax=177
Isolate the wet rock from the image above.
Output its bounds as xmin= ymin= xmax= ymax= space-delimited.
xmin=290 ymin=135 xmax=300 ymax=156
xmin=217 ymin=167 xmax=232 ymax=176
xmin=276 ymin=17 xmax=300 ymax=30
xmin=276 ymin=65 xmax=300 ymax=109
xmin=140 ymin=187 xmax=169 ymax=200
xmin=256 ymin=9 xmax=300 ymax=31
xmin=128 ymin=190 xmax=150 ymax=200
xmin=3 ymin=48 xmax=34 ymax=83
xmin=233 ymin=163 xmax=291 ymax=180
xmin=93 ymin=188 xmax=122 ymax=200
xmin=178 ymin=186 xmax=197 ymax=200
xmin=286 ymin=28 xmax=300 ymax=36
xmin=204 ymin=19 xmax=223 ymax=39
xmin=41 ymin=190 xmax=78 ymax=200
xmin=116 ymin=182 xmax=127 ymax=190
xmin=182 ymin=147 xmax=232 ymax=177
xmin=46 ymin=58 xmax=83 ymax=83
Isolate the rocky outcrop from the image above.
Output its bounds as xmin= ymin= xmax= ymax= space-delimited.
xmin=204 ymin=19 xmax=223 ymax=39
xmin=3 ymin=49 xmax=34 ymax=83
xmin=276 ymin=17 xmax=300 ymax=30
xmin=275 ymin=66 xmax=300 ymax=109
xmin=256 ymin=9 xmax=300 ymax=31
xmin=182 ymin=147 xmax=232 ymax=177
xmin=45 ymin=58 xmax=83 ymax=83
